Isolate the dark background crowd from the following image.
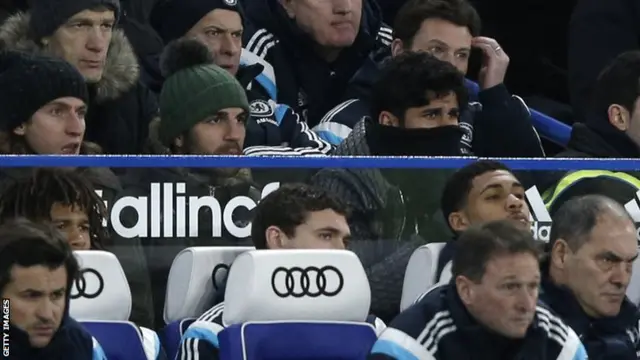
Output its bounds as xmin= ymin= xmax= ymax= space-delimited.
xmin=1 ymin=0 xmax=640 ymax=359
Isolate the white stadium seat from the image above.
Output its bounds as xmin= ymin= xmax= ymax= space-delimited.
xmin=164 ymin=246 xmax=254 ymax=323
xmin=70 ymin=250 xmax=132 ymax=321
xmin=71 ymin=251 xmax=160 ymax=360
xmin=400 ymin=242 xmax=450 ymax=311
xmin=218 ymin=250 xmax=378 ymax=359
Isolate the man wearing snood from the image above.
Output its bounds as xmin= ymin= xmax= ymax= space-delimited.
xmin=310 ymin=51 xmax=467 ymax=322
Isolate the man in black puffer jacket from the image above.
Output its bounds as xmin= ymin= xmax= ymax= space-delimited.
xmin=0 ymin=219 xmax=108 ymax=359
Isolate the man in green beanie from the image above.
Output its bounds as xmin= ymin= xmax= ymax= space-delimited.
xmin=115 ymin=39 xmax=263 ymax=329
xmin=157 ymin=40 xmax=250 ymax=169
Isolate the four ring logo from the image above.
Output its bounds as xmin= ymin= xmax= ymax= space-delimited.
xmin=70 ymin=268 xmax=105 ymax=299
xmin=271 ymin=266 xmax=344 ymax=298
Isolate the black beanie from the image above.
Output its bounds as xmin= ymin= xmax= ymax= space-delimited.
xmin=0 ymin=51 xmax=89 ymax=131
xmin=151 ymin=0 xmax=244 ymax=44
xmin=29 ymin=0 xmax=121 ymax=41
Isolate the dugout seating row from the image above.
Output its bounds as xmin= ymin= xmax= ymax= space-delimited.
xmin=70 ymin=249 xmax=378 ymax=360
xmin=69 ymin=244 xmax=640 ymax=360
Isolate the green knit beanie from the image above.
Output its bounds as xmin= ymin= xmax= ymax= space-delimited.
xmin=159 ymin=39 xmax=250 ymax=146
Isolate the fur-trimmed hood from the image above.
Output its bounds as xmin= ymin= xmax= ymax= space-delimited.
xmin=0 ymin=12 xmax=140 ymax=103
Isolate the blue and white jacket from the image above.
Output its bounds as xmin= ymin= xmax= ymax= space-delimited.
xmin=236 ymin=60 xmax=333 ymax=156
xmin=369 ymin=283 xmax=587 ymax=360
xmin=241 ymin=0 xmax=392 ymax=127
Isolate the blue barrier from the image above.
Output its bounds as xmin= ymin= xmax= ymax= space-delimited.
xmin=0 ymin=155 xmax=639 ymax=170
xmin=530 ymin=109 xmax=572 ymax=146
xmin=465 ymin=79 xmax=572 ymax=147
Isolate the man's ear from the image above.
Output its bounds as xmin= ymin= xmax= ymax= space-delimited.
xmin=551 ymin=239 xmax=571 ymax=269
xmin=378 ymin=110 xmax=400 ymax=127
xmin=265 ymin=226 xmax=286 ymax=249
xmin=13 ymin=124 xmax=26 ymax=136
xmin=391 ymin=39 xmax=405 ymax=57
xmin=608 ymin=104 xmax=631 ymax=132
xmin=448 ymin=211 xmax=470 ymax=232
xmin=278 ymin=0 xmax=295 ymax=18
xmin=456 ymin=275 xmax=475 ymax=306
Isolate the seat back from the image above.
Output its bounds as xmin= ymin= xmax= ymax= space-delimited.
xmin=81 ymin=321 xmax=151 ymax=360
xmin=400 ymin=243 xmax=447 ymax=311
xmin=219 ymin=321 xmax=377 ymax=360
xmin=160 ymin=318 xmax=196 ymax=360
xmin=164 ymin=246 xmax=253 ymax=323
xmin=219 ymin=250 xmax=376 ymax=359
xmin=70 ymin=251 xmax=132 ymax=321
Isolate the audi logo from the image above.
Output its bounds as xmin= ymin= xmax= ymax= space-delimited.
xmin=211 ymin=263 xmax=230 ymax=291
xmin=271 ymin=266 xmax=344 ymax=298
xmin=70 ymin=268 xmax=104 ymax=299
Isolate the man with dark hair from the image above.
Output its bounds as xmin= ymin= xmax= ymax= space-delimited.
xmin=177 ymin=183 xmax=384 ymax=360
xmin=0 ymin=218 xmax=107 ymax=359
xmin=567 ymin=0 xmax=640 ymax=124
xmin=0 ymin=168 xmax=154 ymax=329
xmin=315 ymin=0 xmax=543 ymax=158
xmin=150 ymin=0 xmax=332 ymax=155
xmin=311 ymin=51 xmax=467 ymax=321
xmin=431 ymin=160 xmax=531 ymax=285
xmin=542 ymin=194 xmax=640 ymax=358
xmin=250 ymin=183 xmax=351 ymax=250
xmin=369 ymin=220 xmax=587 ymax=360
xmin=0 ymin=169 xmax=109 ymax=250
xmin=0 ymin=0 xmax=158 ymax=154
xmin=543 ymin=52 xmax=640 ymax=215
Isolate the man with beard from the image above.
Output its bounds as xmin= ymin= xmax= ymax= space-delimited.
xmin=116 ymin=39 xmax=261 ymax=329
xmin=310 ymin=51 xmax=467 ymax=322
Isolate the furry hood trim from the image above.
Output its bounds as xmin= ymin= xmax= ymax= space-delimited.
xmin=0 ymin=12 xmax=140 ymax=103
